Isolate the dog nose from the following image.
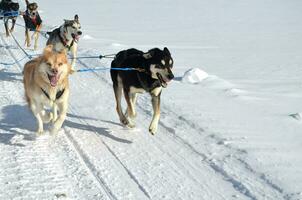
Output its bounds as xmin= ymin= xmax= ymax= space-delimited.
xmin=77 ymin=31 xmax=82 ymax=35
xmin=52 ymin=69 xmax=58 ymax=74
xmin=168 ymin=73 xmax=174 ymax=80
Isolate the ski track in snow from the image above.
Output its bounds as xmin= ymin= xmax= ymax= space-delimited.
xmin=0 ymin=20 xmax=298 ymax=200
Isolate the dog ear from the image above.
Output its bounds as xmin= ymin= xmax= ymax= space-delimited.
xmin=74 ymin=14 xmax=79 ymax=22
xmin=43 ymin=45 xmax=53 ymax=54
xmin=143 ymin=53 xmax=152 ymax=59
xmin=163 ymin=47 xmax=171 ymax=56
xmin=63 ymin=20 xmax=72 ymax=26
xmin=145 ymin=49 xmax=156 ymax=59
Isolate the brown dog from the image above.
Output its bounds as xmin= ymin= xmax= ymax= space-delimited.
xmin=23 ymin=45 xmax=71 ymax=135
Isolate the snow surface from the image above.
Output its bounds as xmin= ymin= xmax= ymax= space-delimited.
xmin=1 ymin=0 xmax=302 ymax=199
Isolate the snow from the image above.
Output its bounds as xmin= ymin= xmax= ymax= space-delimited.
xmin=1 ymin=0 xmax=302 ymax=199
xmin=82 ymin=35 xmax=94 ymax=40
xmin=181 ymin=68 xmax=209 ymax=84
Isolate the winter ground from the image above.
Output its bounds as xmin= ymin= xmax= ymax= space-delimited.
xmin=1 ymin=0 xmax=302 ymax=199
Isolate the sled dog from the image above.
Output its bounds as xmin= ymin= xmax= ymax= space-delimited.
xmin=23 ymin=45 xmax=71 ymax=135
xmin=110 ymin=47 xmax=174 ymax=134
xmin=0 ymin=0 xmax=19 ymax=37
xmin=46 ymin=15 xmax=82 ymax=72
xmin=22 ymin=0 xmax=42 ymax=50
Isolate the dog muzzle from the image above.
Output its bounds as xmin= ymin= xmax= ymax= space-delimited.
xmin=156 ymin=73 xmax=173 ymax=88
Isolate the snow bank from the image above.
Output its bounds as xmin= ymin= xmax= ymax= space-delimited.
xmin=181 ymin=68 xmax=209 ymax=84
xmin=82 ymin=35 xmax=94 ymax=40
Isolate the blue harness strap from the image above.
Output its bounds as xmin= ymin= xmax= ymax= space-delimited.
xmin=0 ymin=10 xmax=19 ymax=17
xmin=77 ymin=67 xmax=144 ymax=73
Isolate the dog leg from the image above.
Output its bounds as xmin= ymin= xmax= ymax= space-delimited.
xmin=10 ymin=18 xmax=16 ymax=33
xmin=149 ymin=94 xmax=161 ymax=135
xmin=124 ymin=89 xmax=135 ymax=128
xmin=52 ymin=103 xmax=58 ymax=123
xmin=50 ymin=102 xmax=67 ymax=135
xmin=25 ymin=28 xmax=31 ymax=47
xmin=33 ymin=24 xmax=41 ymax=50
xmin=70 ymin=43 xmax=78 ymax=73
xmin=4 ymin=19 xmax=10 ymax=37
xmin=126 ymin=93 xmax=137 ymax=118
xmin=30 ymin=103 xmax=44 ymax=135
xmin=113 ymin=81 xmax=128 ymax=126
xmin=130 ymin=93 xmax=138 ymax=118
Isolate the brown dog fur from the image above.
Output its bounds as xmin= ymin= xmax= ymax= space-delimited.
xmin=23 ymin=45 xmax=71 ymax=135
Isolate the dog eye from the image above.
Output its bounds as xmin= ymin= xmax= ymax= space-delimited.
xmin=58 ymin=63 xmax=63 ymax=66
xmin=46 ymin=62 xmax=52 ymax=66
xmin=72 ymin=26 xmax=76 ymax=29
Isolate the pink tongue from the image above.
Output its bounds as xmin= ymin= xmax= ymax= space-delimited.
xmin=50 ymin=74 xmax=59 ymax=87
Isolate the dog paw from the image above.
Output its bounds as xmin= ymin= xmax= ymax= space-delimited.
xmin=127 ymin=121 xmax=136 ymax=128
xmin=120 ymin=117 xmax=135 ymax=128
xmin=149 ymin=124 xmax=158 ymax=135
xmin=36 ymin=129 xmax=44 ymax=136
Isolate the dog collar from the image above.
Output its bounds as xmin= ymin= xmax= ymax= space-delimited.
xmin=41 ymin=88 xmax=65 ymax=101
xmin=59 ymin=31 xmax=75 ymax=50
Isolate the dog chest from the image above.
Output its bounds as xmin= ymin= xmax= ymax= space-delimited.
xmin=129 ymin=86 xmax=145 ymax=94
xmin=151 ymin=87 xmax=162 ymax=96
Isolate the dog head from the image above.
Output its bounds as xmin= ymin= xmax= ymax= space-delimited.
xmin=2 ymin=0 xmax=19 ymax=11
xmin=144 ymin=47 xmax=174 ymax=88
xmin=39 ymin=45 xmax=71 ymax=87
xmin=26 ymin=2 xmax=38 ymax=18
xmin=64 ymin=15 xmax=82 ymax=42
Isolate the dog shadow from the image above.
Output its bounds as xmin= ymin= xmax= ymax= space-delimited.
xmin=0 ymin=104 xmax=131 ymax=146
xmin=0 ymin=68 xmax=22 ymax=82
xmin=67 ymin=113 xmax=123 ymax=127
xmin=64 ymin=119 xmax=132 ymax=144
xmin=0 ymin=104 xmax=36 ymax=146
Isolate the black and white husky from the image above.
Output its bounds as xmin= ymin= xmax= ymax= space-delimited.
xmin=46 ymin=15 xmax=82 ymax=72
xmin=110 ymin=47 xmax=174 ymax=135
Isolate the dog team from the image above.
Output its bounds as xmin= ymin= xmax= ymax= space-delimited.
xmin=1 ymin=0 xmax=175 ymax=136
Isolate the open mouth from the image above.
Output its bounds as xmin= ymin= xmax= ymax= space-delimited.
xmin=47 ymin=73 xmax=60 ymax=87
xmin=71 ymin=33 xmax=80 ymax=42
xmin=156 ymin=73 xmax=169 ymax=88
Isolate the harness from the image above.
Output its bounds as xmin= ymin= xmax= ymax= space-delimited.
xmin=41 ymin=88 xmax=65 ymax=101
xmin=58 ymin=26 xmax=75 ymax=50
